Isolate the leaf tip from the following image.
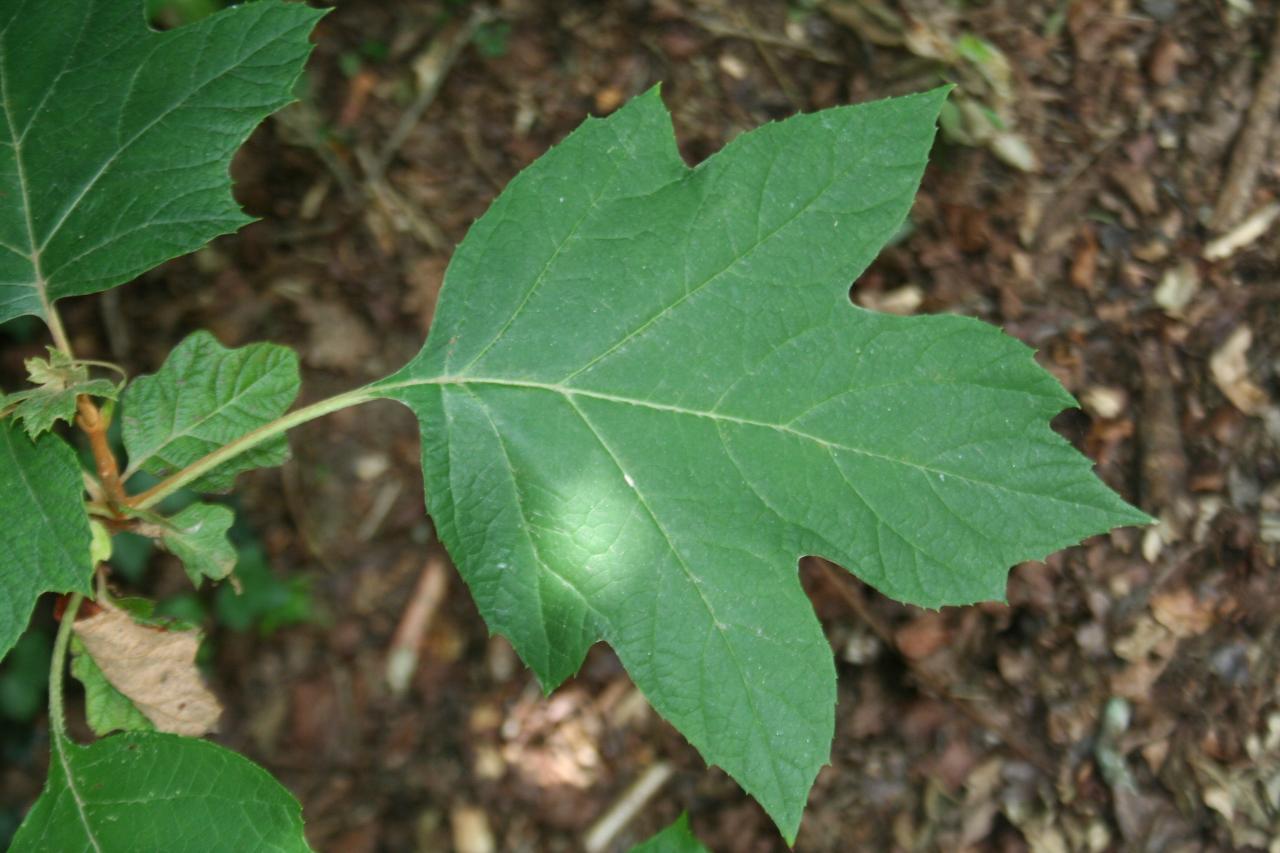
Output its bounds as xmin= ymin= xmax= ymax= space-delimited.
xmin=1112 ymin=502 xmax=1157 ymax=529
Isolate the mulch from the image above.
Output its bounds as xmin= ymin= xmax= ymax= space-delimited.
xmin=4 ymin=1 xmax=1278 ymax=850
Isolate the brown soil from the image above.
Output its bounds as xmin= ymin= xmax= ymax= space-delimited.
xmin=5 ymin=1 xmax=1280 ymax=850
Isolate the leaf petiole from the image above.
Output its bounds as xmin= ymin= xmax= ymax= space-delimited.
xmin=127 ymin=384 xmax=381 ymax=511
xmin=48 ymin=593 xmax=84 ymax=741
xmin=43 ymin=303 xmax=74 ymax=359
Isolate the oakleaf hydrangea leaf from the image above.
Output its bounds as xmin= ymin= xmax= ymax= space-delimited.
xmin=70 ymin=635 xmax=155 ymax=736
xmin=10 ymin=732 xmax=309 ymax=852
xmin=631 ymin=814 xmax=709 ymax=853
xmin=0 ymin=0 xmax=325 ymax=325
xmin=159 ymin=502 xmax=236 ymax=587
xmin=122 ymin=331 xmax=300 ymax=492
xmin=375 ymin=88 xmax=1149 ymax=837
xmin=0 ymin=421 xmax=92 ymax=661
xmin=1 ymin=349 xmax=119 ymax=438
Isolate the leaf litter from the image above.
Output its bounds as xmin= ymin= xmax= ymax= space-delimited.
xmin=8 ymin=0 xmax=1278 ymax=849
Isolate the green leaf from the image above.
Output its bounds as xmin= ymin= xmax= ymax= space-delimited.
xmin=631 ymin=814 xmax=709 ymax=853
xmin=0 ymin=0 xmax=325 ymax=326
xmin=10 ymin=732 xmax=310 ymax=851
xmin=0 ymin=421 xmax=92 ymax=661
xmin=159 ymin=502 xmax=236 ymax=587
xmin=88 ymin=520 xmax=113 ymax=565
xmin=69 ymin=636 xmax=154 ymax=736
xmin=122 ymin=331 xmax=300 ymax=492
xmin=1 ymin=349 xmax=119 ymax=438
xmin=374 ymin=88 xmax=1150 ymax=837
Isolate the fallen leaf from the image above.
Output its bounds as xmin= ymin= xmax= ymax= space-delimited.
xmin=895 ymin=611 xmax=951 ymax=660
xmin=1081 ymin=385 xmax=1128 ymax=420
xmin=1070 ymin=226 xmax=1099 ymax=291
xmin=1150 ymin=587 xmax=1216 ymax=637
xmin=1209 ymin=326 xmax=1269 ymax=415
xmin=72 ymin=603 xmax=221 ymax=736
xmin=1153 ymin=260 xmax=1199 ymax=316
xmin=990 ymin=131 xmax=1040 ymax=173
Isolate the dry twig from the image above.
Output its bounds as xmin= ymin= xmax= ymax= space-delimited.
xmin=1211 ymin=15 xmax=1280 ymax=231
xmin=385 ymin=553 xmax=450 ymax=696
xmin=370 ymin=8 xmax=493 ymax=181
xmin=582 ymin=762 xmax=674 ymax=853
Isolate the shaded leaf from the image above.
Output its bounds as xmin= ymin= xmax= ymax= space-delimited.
xmin=159 ymin=502 xmax=236 ymax=587
xmin=72 ymin=601 xmax=221 ymax=736
xmin=631 ymin=814 xmax=709 ymax=853
xmin=0 ymin=0 xmax=325 ymax=325
xmin=0 ymin=421 xmax=92 ymax=661
xmin=376 ymin=88 xmax=1149 ymax=836
xmin=10 ymin=732 xmax=310 ymax=852
xmin=69 ymin=636 xmax=154 ymax=736
xmin=122 ymin=331 xmax=300 ymax=492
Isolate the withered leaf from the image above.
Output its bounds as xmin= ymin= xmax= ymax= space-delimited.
xmin=72 ymin=603 xmax=221 ymax=736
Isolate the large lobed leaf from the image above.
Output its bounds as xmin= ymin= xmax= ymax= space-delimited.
xmin=376 ymin=88 xmax=1149 ymax=837
xmin=0 ymin=421 xmax=92 ymax=660
xmin=0 ymin=0 xmax=324 ymax=326
xmin=10 ymin=732 xmax=309 ymax=852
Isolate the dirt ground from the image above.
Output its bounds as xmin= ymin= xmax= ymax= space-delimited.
xmin=4 ymin=0 xmax=1280 ymax=850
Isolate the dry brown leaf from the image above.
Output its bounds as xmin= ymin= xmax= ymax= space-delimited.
xmin=73 ymin=604 xmax=221 ymax=736
xmin=1150 ymin=587 xmax=1216 ymax=638
xmin=894 ymin=611 xmax=950 ymax=660
xmin=1209 ymin=326 xmax=1269 ymax=415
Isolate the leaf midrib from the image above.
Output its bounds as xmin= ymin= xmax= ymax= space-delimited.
xmin=381 ymin=375 xmax=1098 ymax=510
xmin=50 ymin=737 xmax=104 ymax=853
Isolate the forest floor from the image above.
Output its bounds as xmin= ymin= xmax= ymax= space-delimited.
xmin=3 ymin=0 xmax=1279 ymax=850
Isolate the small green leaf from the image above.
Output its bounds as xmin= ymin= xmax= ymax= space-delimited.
xmin=631 ymin=814 xmax=709 ymax=853
xmin=88 ymin=520 xmax=113 ymax=565
xmin=10 ymin=732 xmax=310 ymax=851
xmin=122 ymin=331 xmax=300 ymax=492
xmin=160 ymin=502 xmax=236 ymax=586
xmin=0 ymin=421 xmax=92 ymax=661
xmin=376 ymin=88 xmax=1150 ymax=837
xmin=0 ymin=0 xmax=325 ymax=326
xmin=1 ymin=349 xmax=119 ymax=438
xmin=70 ymin=636 xmax=154 ymax=736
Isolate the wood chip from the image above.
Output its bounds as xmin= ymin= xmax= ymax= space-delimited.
xmin=450 ymin=804 xmax=495 ymax=853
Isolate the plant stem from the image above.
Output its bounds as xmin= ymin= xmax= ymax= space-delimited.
xmin=49 ymin=593 xmax=84 ymax=741
xmin=76 ymin=397 xmax=126 ymax=511
xmin=127 ymin=385 xmax=381 ymax=511
xmin=44 ymin=302 xmax=74 ymax=356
